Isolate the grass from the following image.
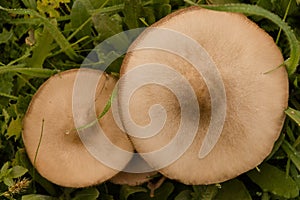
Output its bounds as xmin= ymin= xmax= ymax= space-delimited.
xmin=0 ymin=0 xmax=300 ymax=199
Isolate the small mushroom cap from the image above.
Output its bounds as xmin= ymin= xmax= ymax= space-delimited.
xmin=110 ymin=171 xmax=157 ymax=186
xmin=23 ymin=68 xmax=134 ymax=188
xmin=118 ymin=7 xmax=288 ymax=184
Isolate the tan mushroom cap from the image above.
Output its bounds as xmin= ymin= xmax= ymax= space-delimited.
xmin=118 ymin=7 xmax=288 ymax=184
xmin=23 ymin=69 xmax=134 ymax=188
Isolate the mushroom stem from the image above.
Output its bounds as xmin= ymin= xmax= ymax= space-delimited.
xmin=147 ymin=176 xmax=166 ymax=198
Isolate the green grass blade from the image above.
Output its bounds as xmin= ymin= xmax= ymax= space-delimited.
xmin=0 ymin=67 xmax=57 ymax=78
xmin=287 ymin=125 xmax=296 ymax=142
xmin=7 ymin=18 xmax=42 ymax=24
xmin=293 ymin=134 xmax=300 ymax=148
xmin=285 ymin=107 xmax=300 ymax=126
xmin=66 ymin=87 xmax=117 ymax=134
xmin=184 ymin=2 xmax=300 ymax=75
xmin=275 ymin=0 xmax=292 ymax=44
xmin=89 ymin=4 xmax=125 ymax=15
xmin=0 ymin=93 xmax=18 ymax=100
xmin=281 ymin=140 xmax=300 ymax=172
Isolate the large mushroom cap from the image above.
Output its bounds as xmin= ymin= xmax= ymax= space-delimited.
xmin=118 ymin=7 xmax=288 ymax=184
xmin=23 ymin=68 xmax=134 ymax=188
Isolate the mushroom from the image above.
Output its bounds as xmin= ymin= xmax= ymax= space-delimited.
xmin=117 ymin=7 xmax=288 ymax=184
xmin=22 ymin=68 xmax=134 ymax=187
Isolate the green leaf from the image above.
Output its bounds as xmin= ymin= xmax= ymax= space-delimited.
xmin=92 ymin=13 xmax=123 ymax=41
xmin=123 ymin=0 xmax=144 ymax=29
xmin=290 ymin=164 xmax=300 ymax=189
xmin=191 ymin=185 xmax=219 ymax=200
xmin=72 ymin=188 xmax=100 ymax=200
xmin=92 ymin=13 xmax=129 ymax=55
xmin=6 ymin=116 xmax=22 ymax=140
xmin=0 ymin=28 xmax=13 ymax=44
xmin=155 ymin=4 xmax=172 ymax=19
xmin=143 ymin=7 xmax=156 ymax=25
xmin=120 ymin=185 xmax=148 ymax=200
xmin=285 ymin=107 xmax=300 ymax=125
xmin=0 ymin=73 xmax=14 ymax=94
xmin=9 ymin=165 xmax=28 ymax=178
xmin=214 ymin=179 xmax=252 ymax=200
xmin=151 ymin=182 xmax=174 ymax=200
xmin=26 ymin=28 xmax=54 ymax=68
xmin=174 ymin=190 xmax=192 ymax=200
xmin=71 ymin=0 xmax=107 ymax=39
xmin=37 ymin=0 xmax=67 ymax=17
xmin=16 ymin=95 xmax=31 ymax=116
xmin=1 ymin=109 xmax=10 ymax=134
xmin=247 ymin=163 xmax=299 ymax=198
xmin=6 ymin=103 xmax=18 ymax=118
xmin=70 ymin=0 xmax=93 ymax=39
xmin=22 ymin=194 xmax=58 ymax=200
xmin=3 ymin=177 xmax=14 ymax=186
xmin=0 ymin=162 xmax=10 ymax=176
